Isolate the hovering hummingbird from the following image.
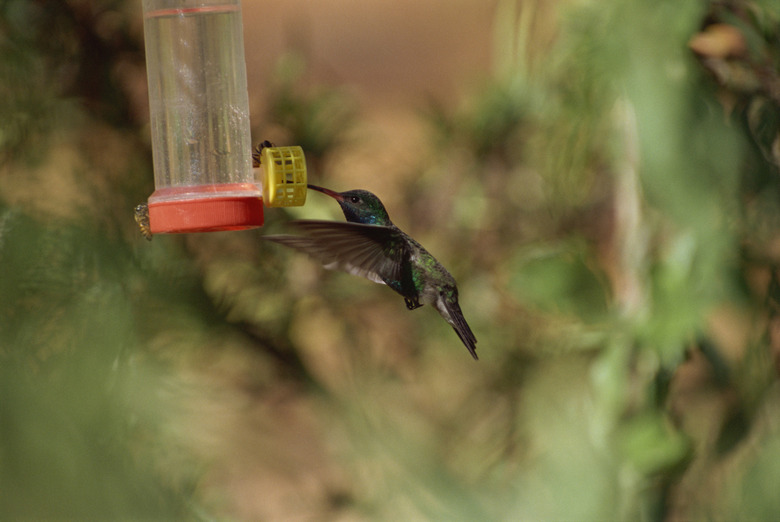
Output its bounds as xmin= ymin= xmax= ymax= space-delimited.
xmin=265 ymin=184 xmax=478 ymax=360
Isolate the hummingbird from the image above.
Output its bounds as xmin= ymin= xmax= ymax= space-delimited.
xmin=265 ymin=184 xmax=478 ymax=360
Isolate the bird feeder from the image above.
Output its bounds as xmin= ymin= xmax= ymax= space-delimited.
xmin=256 ymin=144 xmax=307 ymax=207
xmin=139 ymin=0 xmax=306 ymax=235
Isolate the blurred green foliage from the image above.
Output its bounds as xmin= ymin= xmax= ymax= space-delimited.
xmin=2 ymin=0 xmax=780 ymax=520
xmin=260 ymin=50 xmax=358 ymax=178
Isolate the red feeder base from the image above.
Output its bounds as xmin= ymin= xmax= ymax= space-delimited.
xmin=148 ymin=184 xmax=264 ymax=234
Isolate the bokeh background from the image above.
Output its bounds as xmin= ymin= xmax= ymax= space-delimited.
xmin=2 ymin=0 xmax=780 ymax=520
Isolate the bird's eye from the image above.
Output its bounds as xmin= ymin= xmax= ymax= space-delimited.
xmin=350 ymin=196 xmax=360 ymax=203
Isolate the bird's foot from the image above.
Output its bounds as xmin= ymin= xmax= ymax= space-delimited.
xmin=405 ymin=298 xmax=423 ymax=310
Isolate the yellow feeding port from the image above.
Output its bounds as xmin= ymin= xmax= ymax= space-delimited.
xmin=260 ymin=146 xmax=307 ymax=207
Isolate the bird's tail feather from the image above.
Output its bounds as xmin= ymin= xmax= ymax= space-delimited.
xmin=445 ymin=300 xmax=478 ymax=360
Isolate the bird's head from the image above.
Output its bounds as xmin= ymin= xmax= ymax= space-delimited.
xmin=308 ymin=185 xmax=393 ymax=226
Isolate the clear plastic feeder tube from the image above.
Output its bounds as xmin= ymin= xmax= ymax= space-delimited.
xmin=142 ymin=0 xmax=262 ymax=233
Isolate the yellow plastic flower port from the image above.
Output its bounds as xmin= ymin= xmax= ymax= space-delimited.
xmin=258 ymin=145 xmax=307 ymax=207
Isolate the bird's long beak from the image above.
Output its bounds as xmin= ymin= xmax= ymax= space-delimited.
xmin=307 ymin=184 xmax=345 ymax=201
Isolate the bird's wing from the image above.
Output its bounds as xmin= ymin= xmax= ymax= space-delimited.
xmin=264 ymin=220 xmax=408 ymax=285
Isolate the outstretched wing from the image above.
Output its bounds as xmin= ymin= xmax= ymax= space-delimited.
xmin=265 ymin=220 xmax=409 ymax=286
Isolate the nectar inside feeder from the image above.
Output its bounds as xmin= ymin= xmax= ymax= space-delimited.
xmin=138 ymin=0 xmax=307 ymax=235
